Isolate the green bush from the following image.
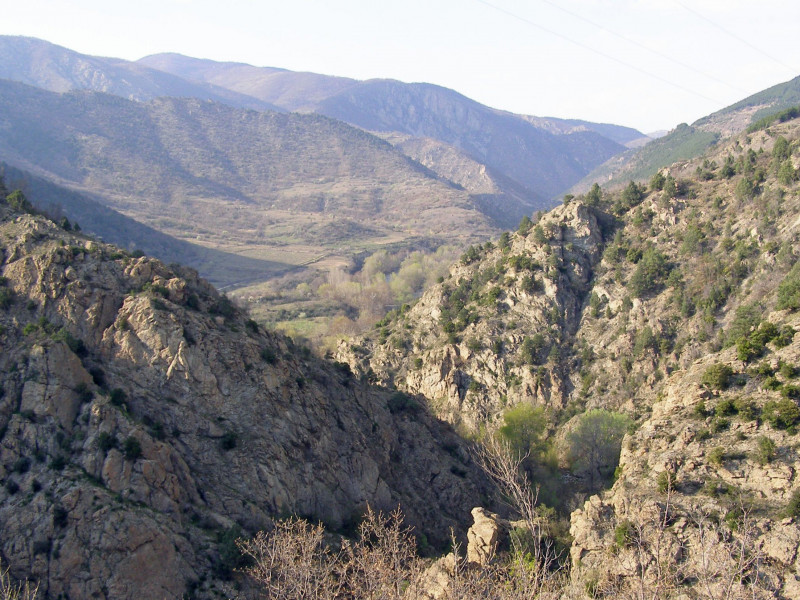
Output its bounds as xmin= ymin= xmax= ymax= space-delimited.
xmin=109 ymin=388 xmax=126 ymax=407
xmin=701 ymin=364 xmax=734 ymax=390
xmin=786 ymin=489 xmax=800 ymax=517
xmin=0 ymin=286 xmax=13 ymax=310
xmin=715 ymin=398 xmax=737 ymax=417
xmin=777 ymin=262 xmax=800 ymax=311
xmin=711 ymin=417 xmax=730 ymax=433
xmin=614 ymin=520 xmax=635 ymax=549
xmin=567 ymin=409 xmax=630 ymax=491
xmin=762 ymin=399 xmax=800 ymax=430
xmin=260 ymin=347 xmax=277 ymax=364
xmin=734 ymin=397 xmax=758 ymax=421
xmin=707 ymin=446 xmax=725 ymax=465
xmin=629 ymin=247 xmax=671 ymax=298
xmin=96 ymin=432 xmax=117 ymax=452
xmin=754 ymin=436 xmax=777 ymax=465
xmin=519 ymin=334 xmax=547 ymax=365
xmin=387 ymin=391 xmax=417 ymax=414
xmin=122 ymin=437 xmax=142 ymax=460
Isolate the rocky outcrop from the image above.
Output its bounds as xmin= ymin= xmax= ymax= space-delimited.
xmin=338 ymin=200 xmax=610 ymax=432
xmin=570 ymin=342 xmax=800 ymax=598
xmin=0 ymin=206 xmax=489 ymax=598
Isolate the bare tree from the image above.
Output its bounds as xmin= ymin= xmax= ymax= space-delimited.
xmin=340 ymin=506 xmax=424 ymax=600
xmin=238 ymin=517 xmax=344 ymax=600
xmin=472 ymin=436 xmax=562 ymax=584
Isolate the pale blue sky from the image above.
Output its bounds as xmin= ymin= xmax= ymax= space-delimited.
xmin=4 ymin=0 xmax=799 ymax=132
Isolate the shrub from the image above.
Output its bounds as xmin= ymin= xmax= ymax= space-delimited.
xmin=781 ymin=362 xmax=799 ymax=379
xmin=519 ymin=334 xmax=547 ymax=365
xmin=777 ymin=263 xmax=800 ymax=311
xmin=517 ymin=215 xmax=533 ymax=235
xmin=701 ymin=364 xmax=734 ymax=390
xmin=786 ymin=489 xmax=800 ymax=517
xmin=387 ymin=391 xmax=417 ymax=414
xmin=614 ymin=520 xmax=635 ymax=549
xmin=650 ymin=171 xmax=666 ymax=191
xmin=707 ymin=446 xmax=725 ymax=465
xmin=782 ymin=384 xmax=800 ymax=399
xmin=754 ymin=436 xmax=777 ymax=465
xmin=498 ymin=403 xmax=548 ymax=458
xmin=711 ymin=417 xmax=730 ymax=433
xmin=629 ymin=247 xmax=670 ymax=298
xmin=260 ymin=347 xmax=277 ymax=364
xmin=49 ymin=455 xmax=67 ymax=470
xmin=220 ymin=432 xmax=238 ymax=451
xmin=53 ymin=505 xmax=69 ymax=528
xmin=693 ymin=400 xmax=709 ymax=419
xmin=567 ymin=409 xmax=630 ymax=491
xmin=0 ymin=287 xmax=13 ymax=310
xmin=109 ymin=388 xmax=126 ymax=407
xmin=12 ymin=457 xmax=30 ymax=474
xmin=762 ymin=399 xmax=800 ymax=430
xmin=715 ymin=398 xmax=737 ymax=417
xmin=122 ymin=437 xmax=142 ymax=460
xmin=733 ymin=397 xmax=758 ymax=421
xmin=96 ymin=431 xmax=117 ymax=452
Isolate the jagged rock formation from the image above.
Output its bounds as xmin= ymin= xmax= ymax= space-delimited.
xmin=570 ymin=338 xmax=800 ymax=597
xmin=339 ymin=116 xmax=800 ymax=595
xmin=0 ymin=202 xmax=489 ymax=598
xmin=337 ymin=198 xmax=613 ymax=433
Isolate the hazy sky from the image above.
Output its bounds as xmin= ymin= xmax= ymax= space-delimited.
xmin=4 ymin=0 xmax=799 ymax=132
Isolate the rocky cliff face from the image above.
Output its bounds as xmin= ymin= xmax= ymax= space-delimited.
xmin=337 ymin=198 xmax=612 ymax=433
xmin=339 ymin=118 xmax=800 ymax=595
xmin=570 ymin=334 xmax=800 ymax=597
xmin=0 ymin=204 xmax=489 ymax=598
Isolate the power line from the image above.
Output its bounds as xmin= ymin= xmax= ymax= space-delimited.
xmin=533 ymin=0 xmax=749 ymax=96
xmin=474 ymin=0 xmax=726 ymax=106
xmin=674 ymin=1 xmax=798 ymax=76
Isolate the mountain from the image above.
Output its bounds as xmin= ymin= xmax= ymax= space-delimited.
xmin=0 ymin=162 xmax=292 ymax=288
xmin=0 ymin=78 xmax=504 ymax=284
xmin=515 ymin=115 xmax=650 ymax=147
xmin=573 ymin=73 xmax=800 ymax=193
xmin=0 ymin=36 xmax=280 ymax=111
xmin=313 ymin=79 xmax=626 ymax=200
xmin=0 ymin=193 xmax=489 ymax=598
xmin=337 ymin=115 xmax=800 ymax=596
xmin=138 ymin=52 xmax=359 ymax=111
xmin=139 ymin=52 xmax=637 ymax=202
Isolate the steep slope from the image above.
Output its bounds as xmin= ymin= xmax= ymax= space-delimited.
xmin=0 ymin=194 xmax=489 ymax=598
xmin=337 ymin=114 xmax=800 ymax=596
xmin=337 ymin=200 xmax=611 ymax=433
xmin=340 ymin=115 xmax=800 ymax=429
xmin=0 ymin=78 xmax=499 ymax=274
xmin=0 ymin=36 xmax=279 ymax=111
xmin=574 ymin=73 xmax=800 ymax=193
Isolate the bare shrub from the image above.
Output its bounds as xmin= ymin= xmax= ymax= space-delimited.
xmin=0 ymin=562 xmax=38 ymax=600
